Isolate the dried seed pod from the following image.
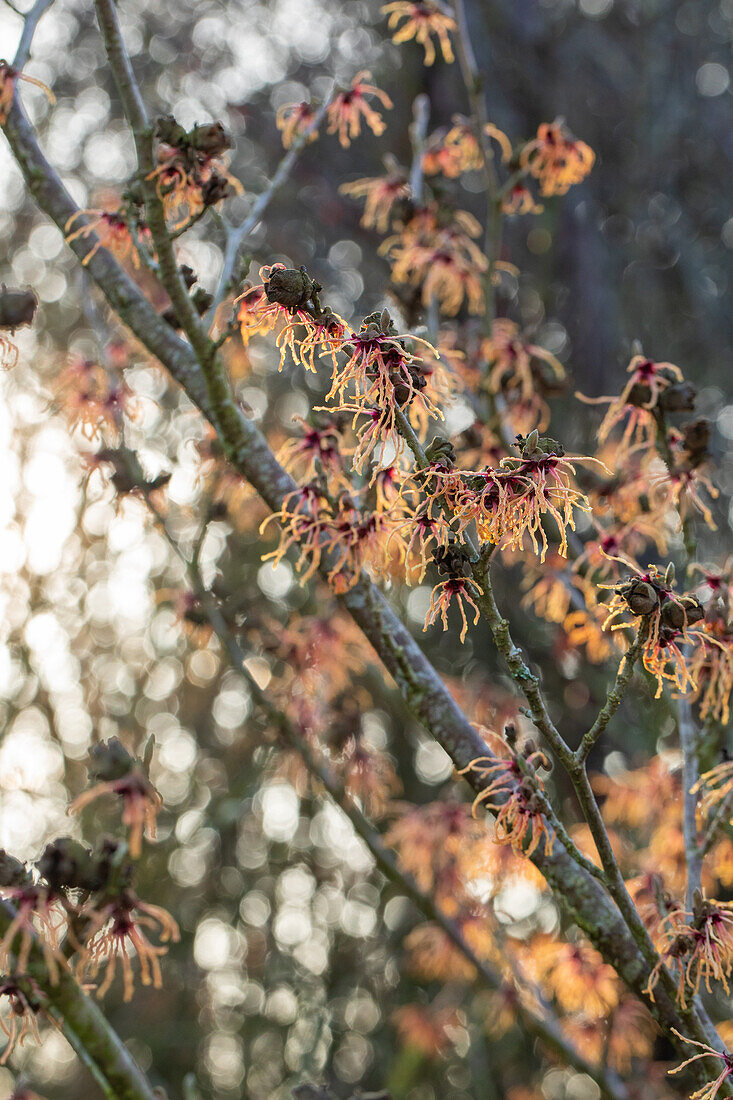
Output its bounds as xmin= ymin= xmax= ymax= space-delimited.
xmin=681 ymin=417 xmax=711 ymax=458
xmin=661 ymin=595 xmax=704 ymax=631
xmin=0 ymin=850 xmax=31 ymax=888
xmin=201 ymin=173 xmax=233 ymax=206
xmin=660 ymin=381 xmax=696 ymax=412
xmin=264 ymin=266 xmax=320 ymax=310
xmin=155 ymin=114 xmax=187 ymax=148
xmin=626 ymin=380 xmax=653 ymax=407
xmin=433 ymin=543 xmax=471 ymax=578
xmin=0 ymin=286 xmax=38 ymax=331
xmin=88 ymin=736 xmax=136 ymax=782
xmin=37 ymin=837 xmax=100 ymax=892
xmin=622 ymin=578 xmax=659 ymax=616
xmin=424 ymin=435 xmax=456 ymax=466
xmin=187 ymin=121 xmax=232 ymax=156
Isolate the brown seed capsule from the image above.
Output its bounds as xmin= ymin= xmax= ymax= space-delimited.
xmin=625 ymin=380 xmax=653 ymax=407
xmin=660 ymin=381 xmax=696 ymax=412
xmin=433 ymin=543 xmax=471 ymax=578
xmin=155 ymin=114 xmax=188 ymax=148
xmin=425 ymin=435 xmax=456 ymax=466
xmin=88 ymin=736 xmax=136 ymax=782
xmin=0 ymin=286 xmax=38 ymax=331
xmin=661 ymin=595 xmax=704 ymax=631
xmin=681 ymin=417 xmax=711 ymax=457
xmin=201 ymin=173 xmax=233 ymax=206
xmin=0 ymin=850 xmax=32 ymax=887
xmin=264 ymin=266 xmax=320 ymax=310
xmin=622 ymin=578 xmax=659 ymax=616
xmin=187 ymin=121 xmax=232 ymax=156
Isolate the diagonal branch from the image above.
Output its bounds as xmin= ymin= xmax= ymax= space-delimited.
xmin=0 ymin=901 xmax=158 ymax=1100
xmin=12 ymin=0 xmax=55 ymax=68
xmin=206 ymin=88 xmax=336 ymax=326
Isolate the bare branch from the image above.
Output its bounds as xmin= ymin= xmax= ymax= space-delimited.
xmin=0 ymin=901 xmax=158 ymax=1100
xmin=13 ymin=0 xmax=55 ymax=68
xmin=576 ymin=621 xmax=649 ymax=765
xmin=206 ymin=87 xmax=336 ymax=326
xmin=679 ymin=693 xmax=703 ymax=909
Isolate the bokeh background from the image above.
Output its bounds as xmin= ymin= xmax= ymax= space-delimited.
xmin=1 ymin=0 xmax=733 ymax=1097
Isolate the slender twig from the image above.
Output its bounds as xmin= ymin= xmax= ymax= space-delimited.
xmin=408 ymin=92 xmax=430 ymax=204
xmin=697 ymin=785 xmax=733 ymax=861
xmin=679 ymin=693 xmax=703 ymax=909
xmin=55 ymin=1013 xmax=118 ymax=1100
xmin=576 ymin=621 xmax=649 ymax=765
xmin=13 ymin=0 xmax=55 ymax=68
xmin=205 ymin=88 xmax=336 ymax=327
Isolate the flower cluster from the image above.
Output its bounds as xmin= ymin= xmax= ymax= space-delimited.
xmin=147 ymin=116 xmax=242 ymax=228
xmin=0 ymin=737 xmax=177 ymax=1061
xmin=459 ymin=728 xmax=554 ymax=859
xmin=646 ymin=893 xmax=733 ymax=1007
xmin=327 ymin=72 xmax=393 ymax=148
xmin=601 ymin=558 xmax=718 ymax=698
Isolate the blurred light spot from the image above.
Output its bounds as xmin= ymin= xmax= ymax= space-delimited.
xmin=415 ymin=739 xmax=453 ymax=784
xmin=579 ymin=0 xmax=612 ymax=15
xmin=261 ymin=782 xmax=299 ymax=841
xmin=195 ymin=917 xmax=235 ymax=969
xmin=240 ymin=890 xmax=271 ymax=927
xmin=697 ymin=62 xmax=729 ymax=96
xmin=258 ymin=560 xmax=293 ymax=599
xmin=274 ymin=904 xmax=311 ymax=946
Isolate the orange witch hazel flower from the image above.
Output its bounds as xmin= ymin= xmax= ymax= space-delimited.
xmin=601 ymin=558 xmax=711 ymax=698
xmin=276 ymin=100 xmax=318 ymax=148
xmin=520 ymin=119 xmax=594 ymax=196
xmin=0 ymin=981 xmax=42 ymax=1064
xmin=236 ymin=264 xmax=347 ymax=371
xmin=327 ymin=71 xmax=393 ymax=148
xmin=79 ymin=888 xmax=180 ymax=1002
xmin=338 ymin=736 xmax=402 ymax=818
xmin=0 ymin=857 xmax=65 ymax=983
xmin=529 ymin=936 xmax=620 ymax=1016
xmin=277 ymin=416 xmax=348 ymax=488
xmin=483 ymin=318 xmax=565 ymax=408
xmin=393 ymin=1002 xmax=459 ymax=1057
xmin=452 ymin=432 xmax=598 ymax=561
xmin=385 ymin=205 xmax=488 ymax=315
xmin=69 ymin=738 xmax=162 ymax=859
xmin=340 ymin=163 xmax=410 ymax=233
xmin=423 ymin=544 xmax=482 ymax=644
xmin=502 ymin=182 xmax=543 ymax=216
xmin=458 ymin=730 xmax=554 ymax=858
xmin=382 ymin=1 xmax=456 ymax=66
xmin=147 ymin=116 xmax=242 ymax=229
xmin=0 ymin=59 xmax=55 ymax=124
xmin=645 ymin=893 xmax=733 ymax=1006
xmin=668 ymin=1030 xmax=733 ymax=1100
xmin=65 ymin=207 xmax=152 ymax=268
xmin=693 ymin=759 xmax=733 ymax=823
xmin=386 ymin=801 xmax=492 ymax=913
xmin=577 ymin=354 xmax=684 ymax=453
xmin=0 ymin=977 xmax=44 ymax=1066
